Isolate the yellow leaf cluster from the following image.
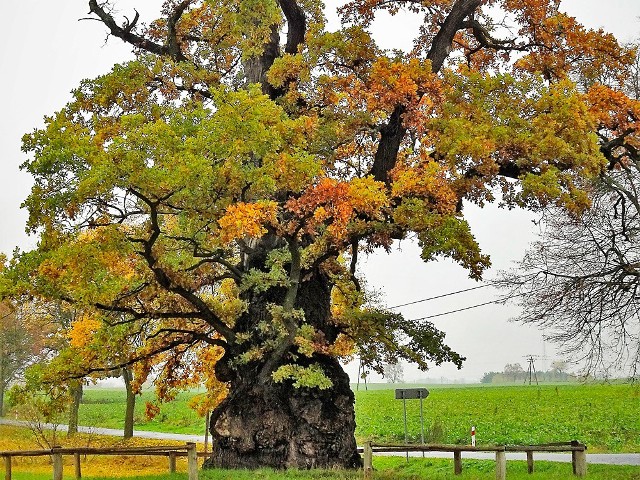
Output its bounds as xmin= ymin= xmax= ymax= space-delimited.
xmin=68 ymin=313 xmax=102 ymax=348
xmin=391 ymin=160 xmax=458 ymax=214
xmin=328 ymin=333 xmax=356 ymax=358
xmin=218 ymin=201 xmax=278 ymax=243
xmin=347 ymin=177 xmax=389 ymax=214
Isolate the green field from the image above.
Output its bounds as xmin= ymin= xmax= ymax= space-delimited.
xmin=70 ymin=383 xmax=640 ymax=453
xmin=79 ymin=388 xmax=206 ymax=435
xmin=6 ymin=458 xmax=640 ymax=480
xmin=355 ymin=383 xmax=640 ymax=452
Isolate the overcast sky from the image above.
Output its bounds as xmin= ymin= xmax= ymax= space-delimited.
xmin=1 ymin=1 xmax=638 ymax=383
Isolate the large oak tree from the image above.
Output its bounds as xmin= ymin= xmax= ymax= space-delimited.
xmin=17 ymin=0 xmax=635 ymax=469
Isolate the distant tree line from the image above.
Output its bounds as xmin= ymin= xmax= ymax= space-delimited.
xmin=481 ymin=361 xmax=576 ymax=384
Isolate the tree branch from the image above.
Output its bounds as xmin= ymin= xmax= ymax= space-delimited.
xmin=258 ymin=236 xmax=302 ymax=383
xmin=427 ymin=0 xmax=482 ymax=72
xmin=370 ymin=0 xmax=482 ymax=183
xmin=166 ymin=0 xmax=193 ymax=61
xmin=129 ymin=189 xmax=236 ymax=342
xmin=88 ymin=0 xmax=188 ymax=62
xmin=277 ymin=0 xmax=306 ymax=54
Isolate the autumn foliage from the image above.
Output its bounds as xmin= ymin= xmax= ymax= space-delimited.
xmin=10 ymin=0 xmax=640 ymax=469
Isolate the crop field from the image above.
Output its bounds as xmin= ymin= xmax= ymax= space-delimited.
xmin=355 ymin=383 xmax=640 ymax=452
xmin=78 ymin=388 xmax=205 ymax=435
xmin=65 ymin=383 xmax=640 ymax=453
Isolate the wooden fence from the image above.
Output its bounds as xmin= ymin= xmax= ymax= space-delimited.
xmin=2 ymin=441 xmax=588 ymax=480
xmin=361 ymin=441 xmax=588 ymax=479
xmin=0 ymin=442 xmax=202 ymax=480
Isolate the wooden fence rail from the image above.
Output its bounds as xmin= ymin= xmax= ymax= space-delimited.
xmin=361 ymin=441 xmax=587 ymax=479
xmin=0 ymin=442 xmax=200 ymax=480
xmin=2 ymin=441 xmax=588 ymax=480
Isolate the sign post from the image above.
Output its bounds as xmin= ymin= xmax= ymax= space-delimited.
xmin=395 ymin=388 xmax=430 ymax=461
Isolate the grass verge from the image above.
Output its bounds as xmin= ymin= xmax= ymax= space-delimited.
xmin=0 ymin=425 xmax=197 ymax=478
xmin=4 ymin=457 xmax=640 ymax=480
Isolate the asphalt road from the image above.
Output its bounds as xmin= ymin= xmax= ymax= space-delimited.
xmin=1 ymin=418 xmax=639 ymax=466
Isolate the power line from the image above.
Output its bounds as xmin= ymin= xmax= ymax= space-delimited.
xmin=388 ymin=284 xmax=493 ymax=309
xmin=410 ymin=298 xmax=501 ymax=321
xmin=408 ymin=290 xmax=528 ymax=322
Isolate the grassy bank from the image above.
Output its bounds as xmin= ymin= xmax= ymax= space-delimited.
xmin=0 ymin=425 xmax=194 ymax=478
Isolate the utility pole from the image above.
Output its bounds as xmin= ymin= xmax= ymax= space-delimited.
xmin=524 ymin=355 xmax=539 ymax=385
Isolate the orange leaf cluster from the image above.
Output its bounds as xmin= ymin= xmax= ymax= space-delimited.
xmin=285 ymin=177 xmax=388 ymax=239
xmin=587 ymin=84 xmax=640 ymax=135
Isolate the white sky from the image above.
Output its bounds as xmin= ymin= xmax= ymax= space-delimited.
xmin=0 ymin=1 xmax=638 ymax=383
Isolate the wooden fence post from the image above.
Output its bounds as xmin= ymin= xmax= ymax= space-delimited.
xmin=168 ymin=452 xmax=177 ymax=473
xmin=74 ymin=452 xmax=82 ymax=479
xmin=363 ymin=441 xmax=373 ymax=478
xmin=187 ymin=443 xmax=198 ymax=480
xmin=52 ymin=447 xmax=63 ymax=480
xmin=495 ymin=449 xmax=506 ymax=480
xmin=526 ymin=450 xmax=534 ymax=474
xmin=3 ymin=455 xmax=11 ymax=480
xmin=573 ymin=448 xmax=587 ymax=477
xmin=453 ymin=450 xmax=462 ymax=475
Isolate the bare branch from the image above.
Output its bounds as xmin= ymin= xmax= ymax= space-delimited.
xmin=88 ymin=0 xmax=167 ymax=56
xmin=88 ymin=0 xmax=188 ymax=62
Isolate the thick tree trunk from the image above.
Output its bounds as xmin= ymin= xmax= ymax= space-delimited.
xmin=67 ymin=381 xmax=83 ymax=436
xmin=207 ymin=356 xmax=360 ymax=469
xmin=123 ymin=368 xmax=136 ymax=439
xmin=205 ymin=269 xmax=361 ymax=469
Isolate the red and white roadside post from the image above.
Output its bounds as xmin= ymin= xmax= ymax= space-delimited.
xmin=471 ymin=426 xmax=476 ymax=447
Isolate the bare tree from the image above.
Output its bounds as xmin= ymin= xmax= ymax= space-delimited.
xmin=498 ymin=38 xmax=640 ymax=379
xmin=0 ymin=300 xmax=47 ymax=416
xmin=383 ymin=362 xmax=404 ymax=384
xmin=503 ymin=363 xmax=525 ymax=382
xmin=499 ymin=168 xmax=640 ymax=378
xmin=550 ymin=360 xmax=569 ymax=376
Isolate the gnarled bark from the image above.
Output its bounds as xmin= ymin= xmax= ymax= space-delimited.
xmin=206 ymin=355 xmax=360 ymax=469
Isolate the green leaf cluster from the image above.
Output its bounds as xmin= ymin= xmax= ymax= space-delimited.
xmin=272 ymin=363 xmax=333 ymax=389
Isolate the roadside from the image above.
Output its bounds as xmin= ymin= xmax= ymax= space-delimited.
xmin=2 ymin=418 xmax=638 ymax=466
